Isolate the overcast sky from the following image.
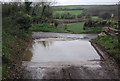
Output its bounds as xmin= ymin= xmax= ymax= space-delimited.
xmin=1 ymin=0 xmax=119 ymax=5
xmin=55 ymin=0 xmax=119 ymax=5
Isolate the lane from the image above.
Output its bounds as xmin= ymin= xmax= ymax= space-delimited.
xmin=32 ymin=32 xmax=98 ymax=39
xmin=23 ymin=39 xmax=100 ymax=62
xmin=22 ymin=32 xmax=120 ymax=79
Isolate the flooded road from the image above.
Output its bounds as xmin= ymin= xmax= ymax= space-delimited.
xmin=32 ymin=32 xmax=98 ymax=39
xmin=22 ymin=32 xmax=120 ymax=79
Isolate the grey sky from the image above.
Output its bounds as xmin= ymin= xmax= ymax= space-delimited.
xmin=55 ymin=0 xmax=119 ymax=5
xmin=1 ymin=0 xmax=119 ymax=5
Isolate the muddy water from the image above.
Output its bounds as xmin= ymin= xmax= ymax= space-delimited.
xmin=23 ymin=39 xmax=100 ymax=63
xmin=22 ymin=32 xmax=120 ymax=79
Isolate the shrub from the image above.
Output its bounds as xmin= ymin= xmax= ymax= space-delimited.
xmin=84 ymin=20 xmax=118 ymax=29
xmin=14 ymin=12 xmax=32 ymax=30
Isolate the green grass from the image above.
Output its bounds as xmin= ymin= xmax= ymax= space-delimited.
xmin=30 ymin=23 xmax=102 ymax=34
xmin=53 ymin=5 xmax=99 ymax=16
xmin=54 ymin=19 xmax=80 ymax=22
xmin=92 ymin=16 xmax=99 ymax=19
xmin=66 ymin=22 xmax=102 ymax=33
xmin=81 ymin=28 xmax=102 ymax=33
xmin=0 ymin=31 xmax=1 ymax=57
xmin=53 ymin=5 xmax=98 ymax=9
xmin=55 ymin=19 xmax=74 ymax=21
xmin=54 ymin=10 xmax=83 ymax=15
xmin=93 ymin=36 xmax=120 ymax=61
xmin=66 ymin=22 xmax=84 ymax=33
xmin=3 ymin=26 xmax=31 ymax=80
xmin=30 ymin=24 xmax=68 ymax=33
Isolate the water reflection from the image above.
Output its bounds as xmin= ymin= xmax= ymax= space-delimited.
xmin=23 ymin=38 xmax=100 ymax=63
xmin=23 ymin=41 xmax=53 ymax=61
xmin=38 ymin=41 xmax=53 ymax=48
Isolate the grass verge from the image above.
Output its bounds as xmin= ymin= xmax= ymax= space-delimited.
xmin=92 ymin=36 xmax=120 ymax=62
xmin=3 ymin=27 xmax=31 ymax=80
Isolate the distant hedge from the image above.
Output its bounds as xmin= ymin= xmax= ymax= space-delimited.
xmin=84 ymin=20 xmax=118 ymax=29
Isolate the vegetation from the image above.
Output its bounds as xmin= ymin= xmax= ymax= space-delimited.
xmin=3 ymin=12 xmax=32 ymax=81
xmin=14 ymin=12 xmax=32 ymax=30
xmin=83 ymin=5 xmax=118 ymax=20
xmin=30 ymin=24 xmax=68 ymax=33
xmin=53 ymin=5 xmax=99 ymax=20
xmin=54 ymin=10 xmax=83 ymax=15
xmin=53 ymin=5 xmax=98 ymax=9
xmin=3 ymin=27 xmax=31 ymax=79
xmin=2 ymin=2 xmax=119 ymax=80
xmin=53 ymin=5 xmax=118 ymax=21
xmin=2 ymin=1 xmax=54 ymax=80
xmin=92 ymin=36 xmax=120 ymax=61
xmin=81 ymin=28 xmax=102 ymax=33
xmin=30 ymin=22 xmax=102 ymax=34
xmin=67 ymin=23 xmax=102 ymax=33
xmin=84 ymin=20 xmax=118 ymax=29
xmin=66 ymin=22 xmax=102 ymax=33
xmin=66 ymin=22 xmax=84 ymax=33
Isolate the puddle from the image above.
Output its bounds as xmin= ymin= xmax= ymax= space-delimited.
xmin=23 ymin=38 xmax=100 ymax=63
xmin=22 ymin=32 xmax=120 ymax=79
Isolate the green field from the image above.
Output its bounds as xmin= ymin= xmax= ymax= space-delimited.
xmin=53 ymin=5 xmax=98 ymax=9
xmin=66 ymin=22 xmax=84 ymax=33
xmin=66 ymin=22 xmax=102 ymax=33
xmin=92 ymin=16 xmax=99 ymax=19
xmin=53 ymin=5 xmax=99 ymax=16
xmin=30 ymin=24 xmax=68 ymax=33
xmin=54 ymin=19 xmax=79 ymax=22
xmin=30 ymin=23 xmax=102 ymax=34
xmin=54 ymin=10 xmax=83 ymax=15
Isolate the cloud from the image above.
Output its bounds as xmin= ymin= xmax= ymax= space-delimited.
xmin=55 ymin=0 xmax=119 ymax=5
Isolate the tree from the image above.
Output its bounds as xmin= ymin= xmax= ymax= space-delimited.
xmin=14 ymin=12 xmax=32 ymax=30
xmin=24 ymin=1 xmax=32 ymax=14
xmin=31 ymin=2 xmax=53 ymax=23
xmin=99 ymin=12 xmax=111 ymax=19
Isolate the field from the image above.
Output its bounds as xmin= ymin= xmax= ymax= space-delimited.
xmin=66 ymin=22 xmax=84 ymax=33
xmin=30 ymin=23 xmax=102 ymax=34
xmin=66 ymin=22 xmax=102 ymax=33
xmin=29 ymin=24 xmax=68 ymax=33
xmin=53 ymin=5 xmax=98 ymax=9
xmin=92 ymin=16 xmax=99 ymax=19
xmin=53 ymin=5 xmax=99 ymax=16
xmin=54 ymin=10 xmax=83 ymax=15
